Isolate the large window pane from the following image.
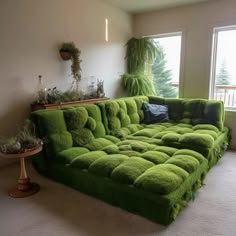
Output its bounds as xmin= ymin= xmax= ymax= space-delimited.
xmin=152 ymin=34 xmax=182 ymax=98
xmin=210 ymin=26 xmax=236 ymax=110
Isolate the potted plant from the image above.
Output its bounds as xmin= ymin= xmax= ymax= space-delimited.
xmin=121 ymin=37 xmax=160 ymax=96
xmin=59 ymin=42 xmax=82 ymax=87
xmin=0 ymin=121 xmax=42 ymax=155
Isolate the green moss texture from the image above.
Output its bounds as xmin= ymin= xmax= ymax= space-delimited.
xmin=31 ymin=95 xmax=229 ymax=225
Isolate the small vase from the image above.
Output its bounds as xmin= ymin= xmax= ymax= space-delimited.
xmin=36 ymin=75 xmax=47 ymax=104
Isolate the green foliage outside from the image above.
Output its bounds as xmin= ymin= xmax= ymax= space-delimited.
xmin=152 ymin=46 xmax=177 ymax=98
xmin=216 ymin=61 xmax=231 ymax=85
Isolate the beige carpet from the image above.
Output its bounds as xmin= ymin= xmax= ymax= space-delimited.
xmin=0 ymin=151 xmax=236 ymax=236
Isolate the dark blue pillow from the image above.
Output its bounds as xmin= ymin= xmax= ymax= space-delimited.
xmin=142 ymin=102 xmax=169 ymax=124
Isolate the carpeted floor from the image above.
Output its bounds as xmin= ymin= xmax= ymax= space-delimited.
xmin=0 ymin=151 xmax=235 ymax=236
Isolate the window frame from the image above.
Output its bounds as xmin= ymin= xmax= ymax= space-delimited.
xmin=145 ymin=31 xmax=184 ymax=98
xmin=210 ymin=25 xmax=236 ymax=112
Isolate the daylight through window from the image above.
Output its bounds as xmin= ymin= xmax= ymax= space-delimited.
xmin=210 ymin=26 xmax=236 ymax=110
xmin=152 ymin=33 xmax=182 ymax=98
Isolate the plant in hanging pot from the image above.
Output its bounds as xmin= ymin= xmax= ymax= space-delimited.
xmin=59 ymin=42 xmax=82 ymax=87
xmin=121 ymin=37 xmax=160 ymax=96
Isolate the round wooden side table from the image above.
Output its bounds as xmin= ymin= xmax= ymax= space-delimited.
xmin=0 ymin=146 xmax=42 ymax=198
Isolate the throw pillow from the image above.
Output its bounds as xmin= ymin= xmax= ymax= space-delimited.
xmin=142 ymin=102 xmax=169 ymax=124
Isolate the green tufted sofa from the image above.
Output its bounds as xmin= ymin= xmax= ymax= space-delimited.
xmin=31 ymin=96 xmax=229 ymax=225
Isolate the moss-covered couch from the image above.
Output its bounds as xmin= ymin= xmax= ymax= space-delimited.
xmin=31 ymin=96 xmax=229 ymax=225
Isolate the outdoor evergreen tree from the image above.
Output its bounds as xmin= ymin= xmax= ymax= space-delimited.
xmin=152 ymin=46 xmax=177 ymax=97
xmin=216 ymin=61 xmax=231 ymax=85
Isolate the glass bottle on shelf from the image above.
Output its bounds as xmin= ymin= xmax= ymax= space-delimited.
xmin=88 ymin=76 xmax=97 ymax=98
xmin=36 ymin=75 xmax=47 ymax=104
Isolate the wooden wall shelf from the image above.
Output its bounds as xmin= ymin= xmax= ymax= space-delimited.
xmin=31 ymin=98 xmax=109 ymax=111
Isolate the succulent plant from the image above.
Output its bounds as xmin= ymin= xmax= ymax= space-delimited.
xmin=0 ymin=120 xmax=42 ymax=154
xmin=18 ymin=121 xmax=42 ymax=150
xmin=0 ymin=137 xmax=21 ymax=154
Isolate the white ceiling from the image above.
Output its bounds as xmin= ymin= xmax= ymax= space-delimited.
xmin=103 ymin=0 xmax=211 ymax=13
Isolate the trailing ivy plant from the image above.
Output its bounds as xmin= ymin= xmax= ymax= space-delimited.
xmin=122 ymin=37 xmax=160 ymax=96
xmin=60 ymin=42 xmax=82 ymax=87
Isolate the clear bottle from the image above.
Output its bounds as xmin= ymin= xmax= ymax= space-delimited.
xmin=36 ymin=75 xmax=47 ymax=104
xmin=88 ymin=76 xmax=97 ymax=98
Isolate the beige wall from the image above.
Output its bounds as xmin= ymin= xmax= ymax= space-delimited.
xmin=134 ymin=0 xmax=236 ymax=149
xmin=0 ymin=0 xmax=132 ymax=137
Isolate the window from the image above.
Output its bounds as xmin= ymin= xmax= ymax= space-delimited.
xmin=152 ymin=33 xmax=182 ymax=98
xmin=210 ymin=26 xmax=236 ymax=111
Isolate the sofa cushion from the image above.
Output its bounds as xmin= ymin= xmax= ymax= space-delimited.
xmin=69 ymin=151 xmax=107 ymax=169
xmin=141 ymin=151 xmax=170 ymax=164
xmin=180 ymin=133 xmax=214 ymax=149
xmin=142 ymin=102 xmax=169 ymax=124
xmin=85 ymin=138 xmax=114 ymax=151
xmin=80 ymin=104 xmax=106 ymax=138
xmin=148 ymin=96 xmax=224 ymax=131
xmin=134 ymin=164 xmax=189 ymax=195
xmin=64 ymin=107 xmax=95 ymax=146
xmin=111 ymin=157 xmax=154 ymax=184
xmin=57 ymin=147 xmax=89 ymax=164
xmin=174 ymin=149 xmax=205 ymax=164
xmin=96 ymin=96 xmax=148 ymax=135
xmin=133 ymin=128 xmax=161 ymax=137
xmin=154 ymin=146 xmax=178 ymax=156
xmin=193 ymin=124 xmax=219 ymax=133
xmin=117 ymin=140 xmax=156 ymax=153
xmin=102 ymin=145 xmax=120 ymax=154
xmin=31 ymin=110 xmax=73 ymax=157
xmin=166 ymin=155 xmax=200 ymax=174
xmin=63 ymin=105 xmax=107 ymax=147
xmin=88 ymin=154 xmax=129 ymax=177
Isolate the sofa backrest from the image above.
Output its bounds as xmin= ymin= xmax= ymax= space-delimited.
xmin=30 ymin=104 xmax=106 ymax=157
xmin=96 ymin=96 xmax=148 ymax=134
xmin=148 ymin=96 xmax=224 ymax=131
xmin=30 ymin=96 xmax=225 ymax=157
xmin=30 ymin=109 xmax=73 ymax=158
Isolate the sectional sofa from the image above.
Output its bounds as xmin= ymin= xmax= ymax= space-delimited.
xmin=31 ymin=96 xmax=229 ymax=225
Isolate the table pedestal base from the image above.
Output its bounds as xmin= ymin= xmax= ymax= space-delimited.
xmin=8 ymin=182 xmax=40 ymax=198
xmin=0 ymin=146 xmax=42 ymax=198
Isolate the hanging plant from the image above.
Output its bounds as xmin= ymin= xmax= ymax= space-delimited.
xmin=122 ymin=37 xmax=160 ymax=96
xmin=122 ymin=73 xmax=155 ymax=96
xmin=125 ymin=37 xmax=159 ymax=74
xmin=59 ymin=42 xmax=82 ymax=86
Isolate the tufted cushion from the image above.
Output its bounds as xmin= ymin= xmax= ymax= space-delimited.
xmin=141 ymin=151 xmax=170 ymax=164
xmin=166 ymin=155 xmax=200 ymax=173
xmin=174 ymin=149 xmax=205 ymax=164
xmin=88 ymin=154 xmax=129 ymax=177
xmin=70 ymin=151 xmax=107 ymax=169
xmin=57 ymin=147 xmax=89 ymax=164
xmin=111 ymin=157 xmax=154 ymax=184
xmin=96 ymin=96 xmax=148 ymax=136
xmin=134 ymin=164 xmax=189 ymax=195
xmin=85 ymin=138 xmax=114 ymax=151
xmin=102 ymin=145 xmax=120 ymax=154
xmin=31 ymin=110 xmax=73 ymax=157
